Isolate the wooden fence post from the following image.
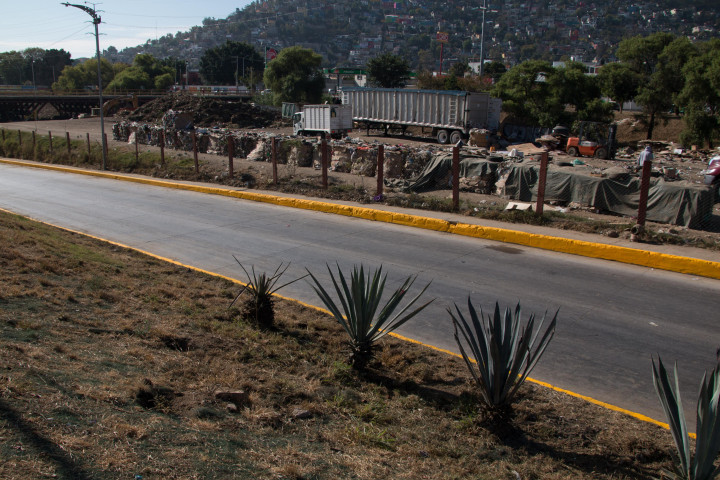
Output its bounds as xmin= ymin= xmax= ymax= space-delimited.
xmin=86 ymin=133 xmax=91 ymax=157
xmin=321 ymin=139 xmax=328 ymax=189
xmin=134 ymin=133 xmax=139 ymax=163
xmin=227 ymin=134 xmax=234 ymax=178
xmin=48 ymin=131 xmax=53 ymax=154
xmin=376 ymin=144 xmax=384 ymax=197
xmin=271 ymin=137 xmax=278 ymax=184
xmin=192 ymin=131 xmax=199 ymax=173
xmin=66 ymin=132 xmax=71 ymax=156
xmin=452 ymin=145 xmax=460 ymax=211
xmin=536 ymin=152 xmax=549 ymax=215
xmin=637 ymin=160 xmax=652 ymax=227
xmin=160 ymin=130 xmax=165 ymax=167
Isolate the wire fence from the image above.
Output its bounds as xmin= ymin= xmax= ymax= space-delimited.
xmin=2 ymin=125 xmax=718 ymax=237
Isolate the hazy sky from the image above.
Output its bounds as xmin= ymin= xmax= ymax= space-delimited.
xmin=2 ymin=1 xmax=253 ymax=58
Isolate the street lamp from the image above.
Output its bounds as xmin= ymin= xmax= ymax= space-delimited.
xmin=479 ymin=0 xmax=487 ymax=77
xmin=61 ymin=2 xmax=107 ymax=170
xmin=31 ymin=58 xmax=37 ymax=121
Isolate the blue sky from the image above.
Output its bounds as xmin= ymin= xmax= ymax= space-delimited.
xmin=2 ymin=1 xmax=253 ymax=58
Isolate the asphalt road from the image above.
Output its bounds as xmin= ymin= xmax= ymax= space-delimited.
xmin=2 ymin=162 xmax=719 ymax=428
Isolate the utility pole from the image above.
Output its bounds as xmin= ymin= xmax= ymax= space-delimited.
xmin=479 ymin=0 xmax=487 ymax=77
xmin=62 ymin=2 xmax=107 ymax=170
xmin=232 ymin=56 xmax=239 ymax=87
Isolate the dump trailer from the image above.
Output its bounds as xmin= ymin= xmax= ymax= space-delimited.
xmin=341 ymin=87 xmax=502 ymax=144
xmin=292 ymin=104 xmax=353 ymax=138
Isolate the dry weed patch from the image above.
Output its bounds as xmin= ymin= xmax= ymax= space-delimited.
xmin=0 ymin=210 xmax=678 ymax=479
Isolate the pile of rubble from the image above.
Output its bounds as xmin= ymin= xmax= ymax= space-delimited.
xmin=121 ymin=93 xmax=283 ymax=129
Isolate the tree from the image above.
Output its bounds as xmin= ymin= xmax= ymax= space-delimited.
xmin=106 ymin=54 xmax=173 ymax=91
xmin=366 ymin=53 xmax=410 ymax=88
xmin=448 ymin=61 xmax=469 ymax=78
xmin=0 ymin=51 xmax=25 ymax=85
xmin=52 ymin=58 xmax=116 ymax=91
xmin=0 ymin=48 xmax=71 ymax=86
xmin=199 ymin=41 xmax=263 ymax=85
xmin=616 ymin=33 xmax=693 ymax=139
xmin=677 ymin=40 xmax=720 ymax=148
xmin=416 ymin=70 xmax=444 ymax=90
xmin=492 ymin=60 xmax=562 ymax=126
xmin=597 ymin=62 xmax=640 ymax=112
xmin=263 ymin=46 xmax=325 ymax=104
xmin=483 ymin=61 xmax=507 ymax=83
xmin=551 ymin=61 xmax=611 ymax=123
xmin=616 ymin=32 xmax=675 ymax=76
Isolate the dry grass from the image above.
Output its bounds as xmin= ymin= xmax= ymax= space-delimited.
xmin=0 ymin=210 xmax=681 ymax=479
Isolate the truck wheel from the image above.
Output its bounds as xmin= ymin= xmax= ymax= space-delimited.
xmin=594 ymin=147 xmax=608 ymax=159
xmin=437 ymin=129 xmax=449 ymax=144
xmin=450 ymin=130 xmax=463 ymax=145
xmin=567 ymin=146 xmax=579 ymax=157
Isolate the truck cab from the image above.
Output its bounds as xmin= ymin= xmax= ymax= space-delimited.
xmin=292 ymin=105 xmax=353 ymax=139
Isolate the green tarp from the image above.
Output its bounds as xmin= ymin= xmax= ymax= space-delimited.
xmin=399 ymin=153 xmax=714 ymax=228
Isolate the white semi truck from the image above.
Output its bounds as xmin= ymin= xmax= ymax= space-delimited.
xmin=341 ymin=87 xmax=502 ymax=144
xmin=292 ymin=104 xmax=353 ymax=138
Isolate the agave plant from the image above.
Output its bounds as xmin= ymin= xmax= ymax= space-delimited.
xmin=231 ymin=256 xmax=306 ymax=329
xmin=450 ymin=299 xmax=557 ymax=411
xmin=652 ymin=357 xmax=720 ymax=480
xmin=306 ymin=264 xmax=433 ymax=369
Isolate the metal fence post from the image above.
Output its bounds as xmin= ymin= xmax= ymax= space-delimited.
xmin=48 ymin=131 xmax=52 ymax=154
xmin=321 ymin=139 xmax=328 ymax=189
xmin=66 ymin=132 xmax=71 ymax=156
xmin=452 ymin=145 xmax=460 ymax=211
xmin=536 ymin=152 xmax=549 ymax=215
xmin=32 ymin=131 xmax=36 ymax=158
xmin=134 ymin=132 xmax=139 ymax=162
xmin=376 ymin=144 xmax=384 ymax=197
xmin=87 ymin=133 xmax=91 ymax=157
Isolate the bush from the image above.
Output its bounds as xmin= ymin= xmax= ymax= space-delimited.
xmin=450 ymin=299 xmax=557 ymax=412
xmin=307 ymin=264 xmax=433 ymax=369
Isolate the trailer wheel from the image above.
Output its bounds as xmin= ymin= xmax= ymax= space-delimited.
xmin=436 ymin=129 xmax=449 ymax=144
xmin=450 ymin=130 xmax=463 ymax=145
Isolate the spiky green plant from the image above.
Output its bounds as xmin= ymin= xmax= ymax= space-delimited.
xmin=652 ymin=357 xmax=720 ymax=480
xmin=450 ymin=299 xmax=557 ymax=411
xmin=306 ymin=264 xmax=433 ymax=369
xmin=231 ymin=257 xmax=306 ymax=329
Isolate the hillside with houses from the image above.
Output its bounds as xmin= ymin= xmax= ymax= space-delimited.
xmin=105 ymin=0 xmax=719 ymax=72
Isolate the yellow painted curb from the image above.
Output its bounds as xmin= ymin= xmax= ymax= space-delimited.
xmin=2 ymin=158 xmax=719 ymax=280
xmin=0 ymin=205 xmax=688 ymax=436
